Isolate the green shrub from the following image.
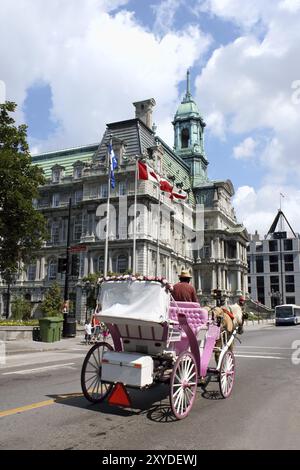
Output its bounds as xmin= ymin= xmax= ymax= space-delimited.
xmin=0 ymin=319 xmax=39 ymax=326
xmin=11 ymin=297 xmax=32 ymax=320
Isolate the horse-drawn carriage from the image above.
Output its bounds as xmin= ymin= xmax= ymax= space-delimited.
xmin=80 ymin=278 xmax=240 ymax=420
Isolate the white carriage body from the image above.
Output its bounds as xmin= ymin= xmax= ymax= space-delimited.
xmin=99 ymin=280 xmax=170 ymax=325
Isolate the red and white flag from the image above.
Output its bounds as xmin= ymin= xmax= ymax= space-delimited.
xmin=170 ymin=189 xmax=188 ymax=202
xmin=159 ymin=178 xmax=173 ymax=194
xmin=138 ymin=160 xmax=159 ymax=184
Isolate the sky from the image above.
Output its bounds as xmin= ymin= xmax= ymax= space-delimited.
xmin=1 ymin=0 xmax=300 ymax=235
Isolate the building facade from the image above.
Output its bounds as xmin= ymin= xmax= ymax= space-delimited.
xmin=0 ymin=76 xmax=248 ymax=321
xmin=248 ymin=211 xmax=300 ymax=309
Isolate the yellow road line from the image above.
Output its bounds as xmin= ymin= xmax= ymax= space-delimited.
xmin=0 ymin=393 xmax=83 ymax=418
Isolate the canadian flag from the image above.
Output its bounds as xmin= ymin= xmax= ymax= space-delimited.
xmin=138 ymin=160 xmax=159 ymax=184
xmin=170 ymin=189 xmax=188 ymax=201
xmin=159 ymin=178 xmax=173 ymax=194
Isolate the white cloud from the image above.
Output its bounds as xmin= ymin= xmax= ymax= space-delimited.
xmin=234 ymin=184 xmax=300 ymax=234
xmin=233 ymin=137 xmax=257 ymax=160
xmin=194 ymin=1 xmax=300 ymax=233
xmin=152 ymin=0 xmax=183 ymax=36
xmin=0 ymin=0 xmax=211 ymax=152
xmin=197 ymin=0 xmax=277 ymax=29
xmin=205 ymin=110 xmax=226 ymax=140
xmin=195 ymin=1 xmax=300 ymax=181
xmin=279 ymin=0 xmax=300 ymax=13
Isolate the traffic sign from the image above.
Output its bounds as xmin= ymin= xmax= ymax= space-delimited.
xmin=70 ymin=245 xmax=87 ymax=253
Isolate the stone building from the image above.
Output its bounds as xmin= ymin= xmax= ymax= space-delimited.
xmin=0 ymin=74 xmax=248 ymax=320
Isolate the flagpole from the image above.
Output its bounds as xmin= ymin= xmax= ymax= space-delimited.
xmin=104 ymin=139 xmax=112 ymax=277
xmin=132 ymin=156 xmax=138 ymax=275
xmin=156 ymin=188 xmax=161 ymax=277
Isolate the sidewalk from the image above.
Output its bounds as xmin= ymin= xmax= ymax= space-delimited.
xmin=3 ymin=335 xmax=88 ymax=356
xmin=3 ymin=320 xmax=274 ymax=356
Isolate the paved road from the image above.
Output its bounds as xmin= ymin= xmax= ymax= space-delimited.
xmin=1 ymin=325 xmax=300 ymax=450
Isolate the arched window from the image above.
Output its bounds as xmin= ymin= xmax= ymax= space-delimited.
xmin=27 ymin=264 xmax=36 ymax=282
xmin=48 ymin=259 xmax=57 ymax=281
xmin=181 ymin=128 xmax=189 ymax=148
xmin=113 ymin=255 xmax=128 ymax=274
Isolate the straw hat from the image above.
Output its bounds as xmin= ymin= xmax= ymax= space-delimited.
xmin=179 ymin=270 xmax=192 ymax=279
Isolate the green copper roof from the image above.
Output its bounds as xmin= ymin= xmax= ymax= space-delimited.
xmin=174 ymin=97 xmax=201 ymax=120
xmin=174 ymin=70 xmax=202 ymax=121
xmin=31 ymin=144 xmax=98 ymax=179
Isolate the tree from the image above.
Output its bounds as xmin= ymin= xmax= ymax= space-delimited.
xmin=41 ymin=282 xmax=63 ymax=317
xmin=0 ymin=101 xmax=47 ymax=316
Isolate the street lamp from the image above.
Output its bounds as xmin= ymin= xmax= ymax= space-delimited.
xmin=82 ymin=280 xmax=91 ymax=322
xmin=5 ymin=272 xmax=18 ymax=319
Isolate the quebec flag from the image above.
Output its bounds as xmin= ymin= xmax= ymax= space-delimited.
xmin=109 ymin=143 xmax=118 ymax=189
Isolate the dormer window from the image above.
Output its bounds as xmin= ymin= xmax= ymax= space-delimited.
xmin=73 ymin=164 xmax=83 ymax=179
xmin=51 ymin=165 xmax=65 ymax=183
xmin=52 ymin=168 xmax=60 ymax=183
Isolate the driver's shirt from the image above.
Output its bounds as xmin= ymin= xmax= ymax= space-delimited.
xmin=172 ymin=282 xmax=198 ymax=303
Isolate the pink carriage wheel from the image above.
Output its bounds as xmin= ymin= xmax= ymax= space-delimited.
xmin=81 ymin=341 xmax=113 ymax=403
xmin=170 ymin=351 xmax=198 ymax=420
xmin=219 ymin=350 xmax=235 ymax=398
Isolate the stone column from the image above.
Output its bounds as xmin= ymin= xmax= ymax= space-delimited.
xmin=35 ymin=259 xmax=41 ymax=281
xmin=40 ymin=257 xmax=45 ymax=280
xmin=218 ymin=266 xmax=222 ymax=289
xmin=198 ymin=271 xmax=202 ymax=293
xmin=216 ymin=238 xmax=220 ymax=260
xmin=210 ymin=239 xmax=215 ymax=259
xmin=83 ymin=253 xmax=89 ymax=277
xmin=237 ymin=271 xmax=242 ymax=294
xmin=211 ymin=268 xmax=217 ymax=290
xmin=89 ymin=254 xmax=94 ymax=275
xmin=223 ymin=270 xmax=226 ymax=291
xmin=236 ymin=241 xmax=240 ymax=260
xmin=244 ymin=273 xmax=248 ymax=296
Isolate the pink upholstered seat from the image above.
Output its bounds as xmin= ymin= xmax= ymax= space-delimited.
xmin=169 ymin=301 xmax=208 ymax=335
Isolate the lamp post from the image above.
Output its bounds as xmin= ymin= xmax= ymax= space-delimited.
xmin=5 ymin=272 xmax=18 ymax=319
xmin=82 ymin=280 xmax=91 ymax=322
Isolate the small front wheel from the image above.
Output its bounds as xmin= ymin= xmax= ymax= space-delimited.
xmin=219 ymin=350 xmax=235 ymax=398
xmin=81 ymin=341 xmax=113 ymax=403
xmin=170 ymin=351 xmax=198 ymax=420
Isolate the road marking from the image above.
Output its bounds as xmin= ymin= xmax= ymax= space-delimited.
xmin=2 ymin=362 xmax=76 ymax=376
xmin=237 ymin=346 xmax=294 ymax=350
xmin=0 ymin=400 xmax=55 ymax=418
xmin=236 ymin=351 xmax=283 ymax=355
xmin=235 ymin=354 xmax=285 ymax=360
xmin=0 ymin=393 xmax=83 ymax=418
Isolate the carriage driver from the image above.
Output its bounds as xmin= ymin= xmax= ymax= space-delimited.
xmin=172 ymin=270 xmax=198 ymax=303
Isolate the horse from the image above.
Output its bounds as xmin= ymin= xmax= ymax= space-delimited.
xmin=205 ymin=303 xmax=245 ymax=364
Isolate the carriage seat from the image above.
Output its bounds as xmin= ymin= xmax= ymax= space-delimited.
xmin=168 ymin=301 xmax=208 ymax=338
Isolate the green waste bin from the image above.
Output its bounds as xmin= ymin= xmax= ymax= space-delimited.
xmin=38 ymin=317 xmax=64 ymax=343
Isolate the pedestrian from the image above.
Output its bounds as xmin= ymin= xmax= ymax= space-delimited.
xmin=92 ymin=303 xmax=102 ymax=340
xmin=84 ymin=319 xmax=92 ymax=345
xmin=172 ymin=270 xmax=198 ymax=303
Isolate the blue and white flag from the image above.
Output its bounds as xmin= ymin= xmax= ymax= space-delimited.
xmin=109 ymin=143 xmax=118 ymax=189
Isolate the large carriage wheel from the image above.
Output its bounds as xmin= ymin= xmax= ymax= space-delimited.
xmin=81 ymin=341 xmax=113 ymax=403
xmin=219 ymin=350 xmax=235 ymax=398
xmin=170 ymin=351 xmax=198 ymax=420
